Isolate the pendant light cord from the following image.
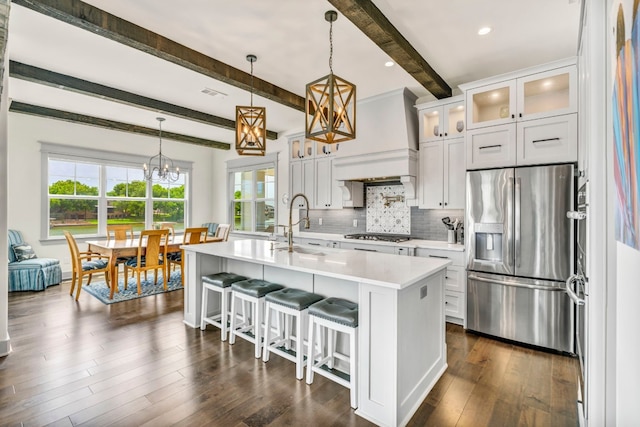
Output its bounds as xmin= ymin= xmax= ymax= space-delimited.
xmin=329 ymin=20 xmax=333 ymax=74
xmin=250 ymin=60 xmax=254 ymax=108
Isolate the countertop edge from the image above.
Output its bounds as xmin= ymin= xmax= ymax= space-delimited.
xmin=184 ymin=240 xmax=452 ymax=290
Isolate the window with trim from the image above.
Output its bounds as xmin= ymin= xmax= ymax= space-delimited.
xmin=43 ymin=143 xmax=191 ymax=238
xmin=228 ymin=154 xmax=277 ymax=233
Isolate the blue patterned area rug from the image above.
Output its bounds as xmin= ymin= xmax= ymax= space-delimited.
xmin=82 ymin=270 xmax=183 ymax=304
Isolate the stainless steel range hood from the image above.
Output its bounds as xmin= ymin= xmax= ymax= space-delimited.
xmin=333 ymin=88 xmax=419 ymax=205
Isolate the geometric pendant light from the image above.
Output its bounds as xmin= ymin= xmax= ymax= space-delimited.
xmin=236 ymin=54 xmax=267 ymax=156
xmin=305 ymin=10 xmax=356 ymax=144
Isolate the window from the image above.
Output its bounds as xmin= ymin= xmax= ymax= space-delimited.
xmin=42 ymin=143 xmax=191 ymax=239
xmin=228 ymin=154 xmax=277 ymax=233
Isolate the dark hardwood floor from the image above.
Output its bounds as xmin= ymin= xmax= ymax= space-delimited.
xmin=1 ymin=280 xmax=579 ymax=426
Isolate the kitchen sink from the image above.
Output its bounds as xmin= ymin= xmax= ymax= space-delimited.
xmin=274 ymin=245 xmax=325 ymax=256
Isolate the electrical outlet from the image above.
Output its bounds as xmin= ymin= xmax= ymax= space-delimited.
xmin=318 ymin=218 xmax=323 ymax=225
xmin=353 ymin=219 xmax=358 ymax=227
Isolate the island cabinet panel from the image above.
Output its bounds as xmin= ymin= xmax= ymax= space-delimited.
xmin=183 ymin=240 xmax=449 ymax=427
xmin=357 ymin=270 xmax=447 ymax=427
xmin=263 ymin=265 xmax=313 ymax=292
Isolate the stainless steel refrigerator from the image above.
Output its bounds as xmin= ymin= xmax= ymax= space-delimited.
xmin=465 ymin=164 xmax=575 ymax=353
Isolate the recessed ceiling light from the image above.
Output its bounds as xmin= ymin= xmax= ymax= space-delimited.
xmin=385 ymin=61 xmax=394 ymax=67
xmin=478 ymin=27 xmax=492 ymax=36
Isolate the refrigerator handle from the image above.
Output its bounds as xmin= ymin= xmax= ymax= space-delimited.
xmin=566 ymin=275 xmax=586 ymax=306
xmin=514 ymin=176 xmax=521 ymax=268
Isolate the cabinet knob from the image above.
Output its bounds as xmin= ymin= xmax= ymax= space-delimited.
xmin=519 ymin=113 xmax=522 ymax=118
xmin=444 ymin=202 xmax=448 ymax=206
xmin=439 ymin=133 xmax=443 ymax=137
xmin=439 ymin=202 xmax=442 ymax=206
xmin=444 ymin=132 xmax=448 ymax=136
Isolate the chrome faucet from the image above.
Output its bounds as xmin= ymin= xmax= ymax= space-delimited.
xmin=288 ymin=193 xmax=310 ymax=252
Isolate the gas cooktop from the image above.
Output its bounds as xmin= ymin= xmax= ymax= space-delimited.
xmin=343 ymin=233 xmax=411 ymax=243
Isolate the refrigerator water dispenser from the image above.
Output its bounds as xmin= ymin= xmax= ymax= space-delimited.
xmin=474 ymin=223 xmax=504 ymax=262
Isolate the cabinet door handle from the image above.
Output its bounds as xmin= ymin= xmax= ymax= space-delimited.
xmin=444 ymin=202 xmax=448 ymax=206
xmin=479 ymin=144 xmax=502 ymax=150
xmin=444 ymin=132 xmax=448 ymax=136
xmin=511 ymin=114 xmax=515 ymax=119
xmin=532 ymin=137 xmax=561 ymax=144
xmin=519 ymin=113 xmax=523 ymax=118
xmin=354 ymin=247 xmax=377 ymax=252
xmin=308 ymin=242 xmax=321 ymax=246
xmin=439 ymin=202 xmax=442 ymax=206
xmin=428 ymin=255 xmax=450 ymax=259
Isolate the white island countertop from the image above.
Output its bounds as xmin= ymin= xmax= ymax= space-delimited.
xmin=184 ymin=239 xmax=451 ymax=290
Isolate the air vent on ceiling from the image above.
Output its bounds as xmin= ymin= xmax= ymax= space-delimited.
xmin=201 ymin=87 xmax=228 ymax=98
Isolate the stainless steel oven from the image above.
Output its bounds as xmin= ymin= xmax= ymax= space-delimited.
xmin=566 ymin=182 xmax=587 ymax=424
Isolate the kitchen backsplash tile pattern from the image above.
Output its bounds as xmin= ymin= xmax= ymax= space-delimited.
xmin=365 ymin=185 xmax=410 ymax=234
xmin=410 ymin=208 xmax=464 ymax=241
xmin=305 ymin=204 xmax=463 ymax=241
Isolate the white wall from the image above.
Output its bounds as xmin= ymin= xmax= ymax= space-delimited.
xmin=7 ymin=113 xmax=218 ymax=275
xmin=614 ymin=244 xmax=640 ymax=423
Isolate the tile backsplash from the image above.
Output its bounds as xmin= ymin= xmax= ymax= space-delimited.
xmin=365 ymin=185 xmax=410 ymax=234
xmin=304 ymin=185 xmax=463 ymax=241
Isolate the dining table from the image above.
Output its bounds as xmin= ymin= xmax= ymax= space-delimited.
xmin=86 ymin=235 xmax=223 ymax=299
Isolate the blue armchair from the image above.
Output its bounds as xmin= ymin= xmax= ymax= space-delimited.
xmin=8 ymin=230 xmax=62 ymax=292
xmin=202 ymin=222 xmax=219 ymax=237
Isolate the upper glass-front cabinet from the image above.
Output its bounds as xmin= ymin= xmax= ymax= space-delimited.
xmin=290 ymin=136 xmax=314 ymax=160
xmin=417 ymin=96 xmax=465 ymax=143
xmin=466 ymin=65 xmax=577 ymax=130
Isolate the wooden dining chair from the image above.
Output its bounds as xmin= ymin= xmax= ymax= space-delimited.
xmin=158 ymin=223 xmax=175 ymax=237
xmin=124 ymin=229 xmax=170 ymax=294
xmin=215 ymin=223 xmax=231 ymax=242
xmin=64 ymin=230 xmax=111 ymax=301
xmin=106 ymin=224 xmax=134 ymax=241
xmin=106 ymin=224 xmax=135 ymax=278
xmin=167 ymin=227 xmax=208 ymax=286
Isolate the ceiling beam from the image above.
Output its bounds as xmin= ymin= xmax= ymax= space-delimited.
xmin=328 ymin=0 xmax=451 ymax=99
xmin=9 ymin=101 xmax=230 ymax=150
xmin=9 ymin=61 xmax=279 ymax=140
xmin=12 ymin=0 xmax=306 ymax=111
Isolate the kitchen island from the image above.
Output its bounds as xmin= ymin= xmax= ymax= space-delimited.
xmin=182 ymin=239 xmax=450 ymax=427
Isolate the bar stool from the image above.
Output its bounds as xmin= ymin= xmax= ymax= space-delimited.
xmin=229 ymin=279 xmax=284 ymax=358
xmin=200 ymin=272 xmax=248 ymax=341
xmin=262 ymin=288 xmax=324 ymax=380
xmin=306 ymin=297 xmax=359 ymax=409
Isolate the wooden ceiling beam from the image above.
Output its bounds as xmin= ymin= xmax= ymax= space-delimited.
xmin=12 ymin=0 xmax=306 ymax=111
xmin=328 ymin=0 xmax=452 ymax=99
xmin=9 ymin=61 xmax=279 ymax=140
xmin=9 ymin=101 xmax=230 ymax=150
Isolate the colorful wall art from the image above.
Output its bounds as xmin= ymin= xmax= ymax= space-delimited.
xmin=613 ymin=0 xmax=640 ymax=250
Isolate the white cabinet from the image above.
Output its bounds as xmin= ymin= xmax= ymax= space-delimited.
xmin=517 ymin=114 xmax=578 ymax=165
xmin=416 ymin=95 xmax=466 ymax=209
xmin=416 ymin=96 xmax=465 ymax=143
xmin=290 ymin=160 xmax=314 ymax=207
xmin=288 ymin=134 xmax=342 ymax=210
xmin=415 ymin=248 xmax=466 ymax=325
xmin=314 ymin=157 xmax=342 ymax=209
xmin=339 ymin=241 xmax=396 ymax=254
xmin=419 ymin=138 xmax=465 ymax=209
xmin=465 ymin=64 xmax=577 ymax=130
xmin=466 ymin=124 xmax=517 ymax=170
xmin=462 ymin=61 xmax=578 ymax=169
